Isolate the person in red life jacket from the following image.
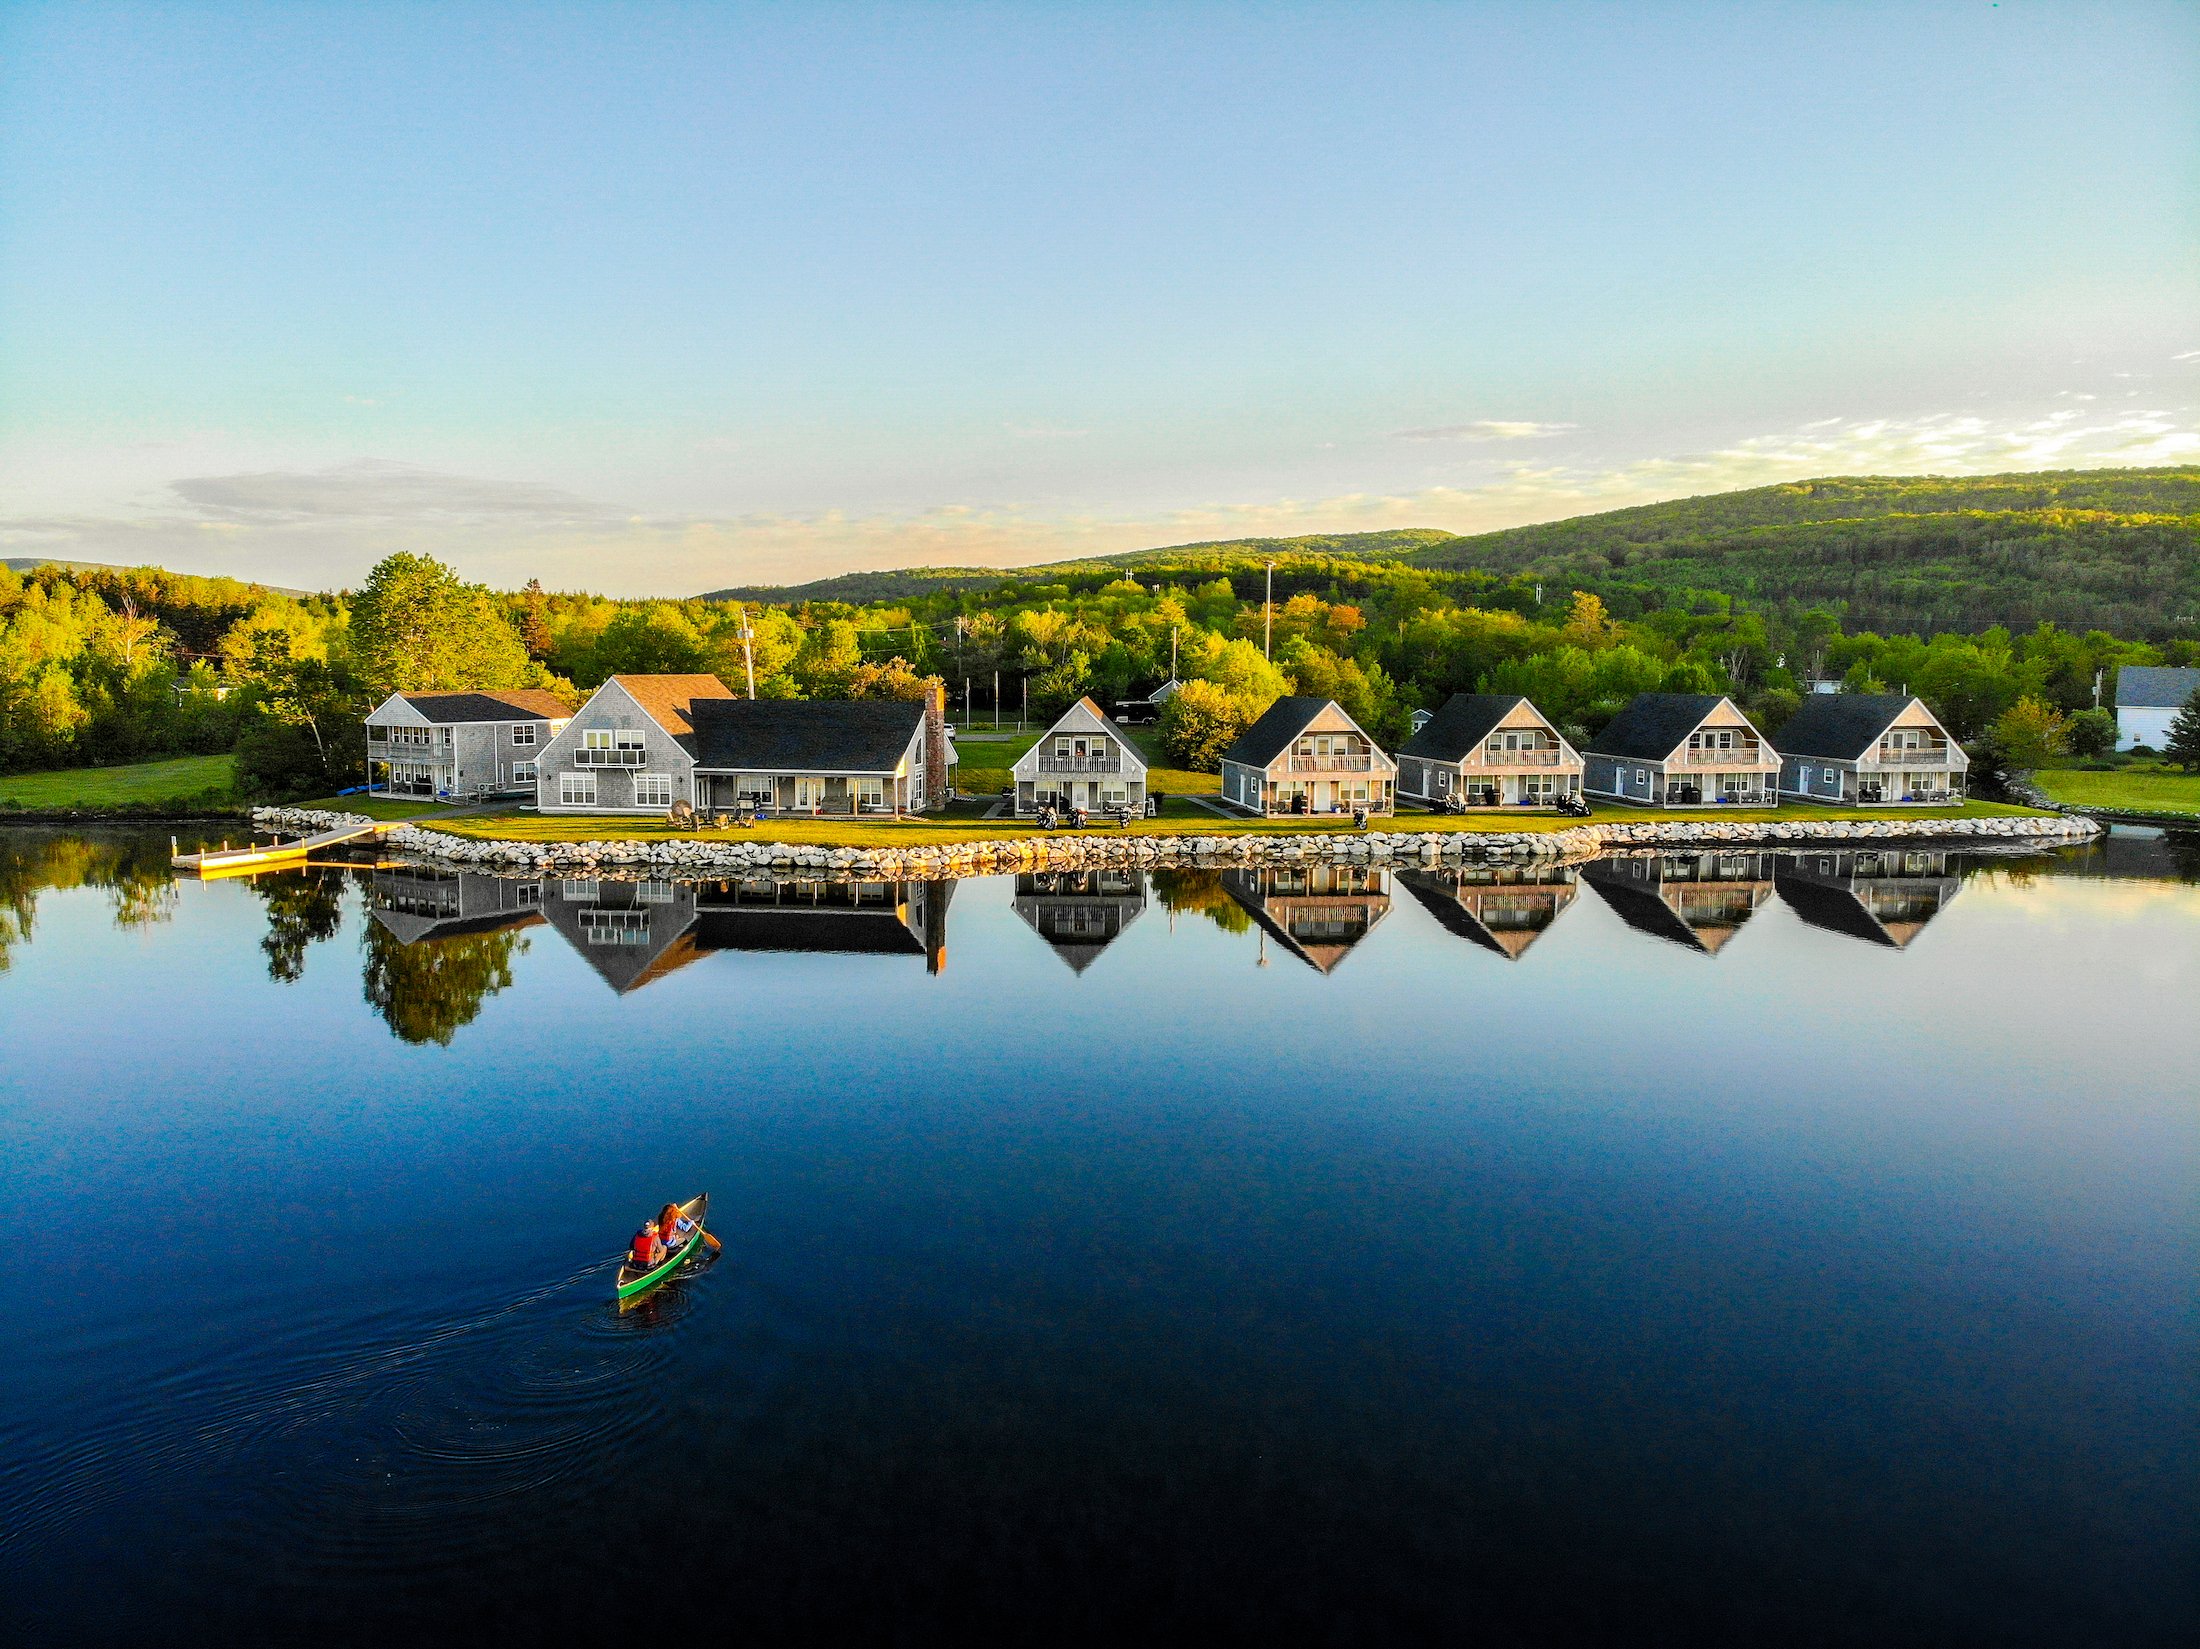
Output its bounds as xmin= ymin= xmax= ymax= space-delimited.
xmin=630 ymin=1220 xmax=664 ymax=1271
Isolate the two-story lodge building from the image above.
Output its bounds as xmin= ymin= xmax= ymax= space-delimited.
xmin=1583 ymin=693 xmax=1781 ymax=808
xmin=1395 ymin=693 xmax=1583 ymax=808
xmin=1218 ymin=697 xmax=1396 ymax=816
xmin=365 ymin=689 xmax=572 ymax=802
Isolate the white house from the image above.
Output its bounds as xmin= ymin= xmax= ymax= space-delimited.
xmin=1395 ymin=693 xmax=1583 ymax=808
xmin=1011 ymin=697 xmax=1148 ymax=816
xmin=364 ymin=689 xmax=571 ymax=802
xmin=2114 ymin=666 xmax=2200 ymax=752
xmin=1218 ymin=697 xmax=1397 ymax=816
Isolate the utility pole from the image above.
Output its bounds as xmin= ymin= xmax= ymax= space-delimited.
xmin=2092 ymin=667 xmax=2104 ymax=709
xmin=993 ymin=670 xmax=1000 ymax=730
xmin=1264 ymin=560 xmax=1276 ymax=660
xmin=738 ymin=609 xmax=757 ymax=699
xmin=1021 ymin=674 xmax=1028 ymax=727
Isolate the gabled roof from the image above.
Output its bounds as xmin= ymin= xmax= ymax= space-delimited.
xmin=1016 ymin=697 xmax=1147 ymax=771
xmin=1772 ymin=694 xmax=1928 ymax=761
xmin=610 ymin=674 xmax=736 ymax=738
xmin=1398 ymin=694 xmax=1549 ymax=762
xmin=381 ymin=688 xmax=570 ymax=724
xmin=1585 ymin=694 xmax=1738 ymax=761
xmin=2116 ymin=666 xmax=2200 ymax=710
xmin=1220 ymin=696 xmax=1394 ymax=769
xmin=689 ymin=696 xmax=926 ymax=772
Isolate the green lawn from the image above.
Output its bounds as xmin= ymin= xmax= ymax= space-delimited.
xmin=414 ymin=795 xmax=2041 ymax=850
xmin=0 ymin=753 xmax=238 ymax=809
xmin=287 ymin=792 xmax=451 ymax=820
xmin=2030 ymin=762 xmax=2200 ymax=817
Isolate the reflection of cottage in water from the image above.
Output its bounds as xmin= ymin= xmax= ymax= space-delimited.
xmin=1579 ymin=853 xmax=1778 ymax=955
xmin=368 ymin=867 xmax=545 ymax=944
xmin=1396 ymin=865 xmax=1578 ymax=960
xmin=1219 ymin=865 xmax=1390 ymax=973
xmin=690 ymin=877 xmax=952 ymax=974
xmin=1011 ymin=870 xmax=1145 ymax=973
xmin=1774 ymin=849 xmax=1963 ymax=949
xmin=537 ymin=876 xmax=708 ymax=994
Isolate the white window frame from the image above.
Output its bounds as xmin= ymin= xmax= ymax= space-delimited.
xmin=634 ymin=773 xmax=674 ymax=808
xmin=559 ymin=772 xmax=597 ymax=807
xmin=511 ymin=723 xmax=537 ymax=746
xmin=513 ymin=760 xmax=536 ymax=783
xmin=582 ymin=729 xmax=614 ymax=751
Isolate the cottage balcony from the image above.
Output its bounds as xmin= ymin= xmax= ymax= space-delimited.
xmin=1474 ymin=746 xmax=1565 ymax=766
xmin=1677 ymin=745 xmax=1771 ymax=768
xmin=1035 ymin=753 xmax=1121 ymax=774
xmin=573 ymin=746 xmax=647 ymax=766
xmin=1287 ymin=751 xmax=1374 ymax=772
xmin=1868 ymin=745 xmax=1955 ymax=767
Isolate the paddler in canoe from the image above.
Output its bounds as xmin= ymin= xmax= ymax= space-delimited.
xmin=617 ymin=1193 xmax=715 ymax=1301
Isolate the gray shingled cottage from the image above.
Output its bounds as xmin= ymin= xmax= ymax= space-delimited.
xmin=1773 ymin=693 xmax=1967 ymax=805
xmin=1395 ymin=693 xmax=1582 ymax=807
xmin=1582 ymin=693 xmax=1780 ymax=807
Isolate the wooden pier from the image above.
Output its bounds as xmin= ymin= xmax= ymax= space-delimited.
xmin=171 ymin=820 xmax=393 ymax=877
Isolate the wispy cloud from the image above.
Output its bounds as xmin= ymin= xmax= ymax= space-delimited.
xmin=2174 ymin=350 xmax=2200 ymax=363
xmin=1391 ymin=420 xmax=1577 ymax=442
xmin=1003 ymin=423 xmax=1092 ymax=440
xmin=6 ymin=410 xmax=2193 ymax=594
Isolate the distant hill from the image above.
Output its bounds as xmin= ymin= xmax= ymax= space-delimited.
xmin=708 ymin=469 xmax=2200 ymax=634
xmin=700 ymin=529 xmax=1458 ymax=603
xmin=5 ymin=556 xmax=126 ymax=575
xmin=1398 ymin=468 xmax=2200 ymax=634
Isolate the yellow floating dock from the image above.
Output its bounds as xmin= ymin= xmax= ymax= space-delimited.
xmin=172 ymin=821 xmax=391 ymax=876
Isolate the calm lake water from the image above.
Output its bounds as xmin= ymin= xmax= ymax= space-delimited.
xmin=2 ymin=825 xmax=2196 ymax=1644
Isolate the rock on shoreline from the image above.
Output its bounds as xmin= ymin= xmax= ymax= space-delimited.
xmin=253 ymin=807 xmax=2102 ymax=883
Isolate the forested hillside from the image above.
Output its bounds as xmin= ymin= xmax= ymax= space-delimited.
xmin=702 ymin=529 xmax=1458 ymax=604
xmin=1403 ymin=468 xmax=2200 ymax=635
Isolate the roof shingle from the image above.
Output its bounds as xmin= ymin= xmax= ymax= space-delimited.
xmin=1772 ymin=694 xmax=1922 ymax=761
xmin=1399 ymin=694 xmax=1543 ymax=762
xmin=689 ymin=697 xmax=926 ymax=772
xmin=610 ymin=674 xmax=737 ymax=738
xmin=2116 ymin=666 xmax=2200 ymax=710
xmin=394 ymin=688 xmax=570 ymax=724
xmin=1585 ymin=694 xmax=1737 ymax=761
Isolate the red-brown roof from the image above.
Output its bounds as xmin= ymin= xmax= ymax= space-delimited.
xmin=610 ymin=674 xmax=736 ymax=736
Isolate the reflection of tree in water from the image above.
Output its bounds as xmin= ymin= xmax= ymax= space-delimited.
xmin=253 ymin=868 xmax=346 ymax=983
xmin=361 ymin=918 xmax=529 ymax=1046
xmin=1148 ymin=868 xmax=1251 ymax=935
xmin=0 ymin=830 xmax=180 ymax=972
xmin=2160 ymin=832 xmax=2200 ymax=883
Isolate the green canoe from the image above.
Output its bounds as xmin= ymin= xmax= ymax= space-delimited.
xmin=615 ymin=1193 xmax=709 ymax=1302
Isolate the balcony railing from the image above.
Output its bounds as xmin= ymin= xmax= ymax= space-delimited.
xmin=1287 ymin=752 xmax=1374 ymax=772
xmin=573 ymin=746 xmax=647 ymax=766
xmin=1677 ymin=746 xmax=1771 ymax=768
xmin=1035 ymin=753 xmax=1121 ymax=774
xmin=1869 ymin=746 xmax=1954 ymax=767
xmin=1474 ymin=746 xmax=1565 ymax=766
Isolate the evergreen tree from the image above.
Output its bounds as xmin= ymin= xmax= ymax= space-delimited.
xmin=518 ymin=579 xmax=553 ymax=660
xmin=2164 ymin=690 xmax=2200 ymax=772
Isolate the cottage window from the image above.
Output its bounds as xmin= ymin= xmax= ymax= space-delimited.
xmin=582 ymin=729 xmax=613 ymax=751
xmin=368 ymin=724 xmax=388 ymax=742
xmin=512 ymin=724 xmax=537 ymax=746
xmin=856 ymin=777 xmax=886 ymax=809
xmin=634 ymin=773 xmax=674 ymax=808
xmin=560 ymin=773 xmax=597 ymax=806
xmin=1823 ymin=766 xmax=1837 ymax=785
xmin=616 ymin=731 xmax=646 ymax=752
xmin=513 ymin=760 xmax=536 ymax=783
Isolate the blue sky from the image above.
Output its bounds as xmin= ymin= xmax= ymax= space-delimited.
xmin=2 ymin=1 xmax=2195 ymax=592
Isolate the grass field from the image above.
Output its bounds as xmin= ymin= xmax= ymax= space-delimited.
xmin=415 ymin=796 xmax=2041 ymax=850
xmin=2030 ymin=762 xmax=2200 ymax=818
xmin=0 ymin=753 xmax=238 ymax=809
xmin=287 ymin=793 xmax=451 ymax=820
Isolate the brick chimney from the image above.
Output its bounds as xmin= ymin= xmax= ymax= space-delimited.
xmin=923 ymin=681 xmax=948 ymax=810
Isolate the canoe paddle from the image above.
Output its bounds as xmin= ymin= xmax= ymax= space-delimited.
xmin=701 ymin=1230 xmax=722 ymax=1251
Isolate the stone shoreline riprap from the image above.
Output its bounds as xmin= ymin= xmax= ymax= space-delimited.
xmin=253 ymin=807 xmax=2100 ymax=882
